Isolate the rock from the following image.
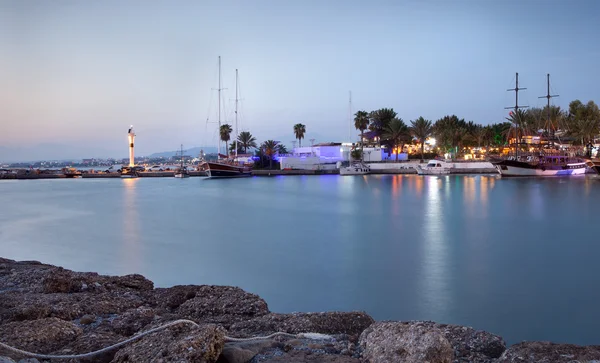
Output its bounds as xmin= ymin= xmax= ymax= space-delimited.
xmin=0 ymin=357 xmax=16 ymax=363
xmin=58 ymin=329 xmax=125 ymax=363
xmin=228 ymin=312 xmax=374 ymax=339
xmin=360 ymin=321 xmax=453 ymax=363
xmin=110 ymin=323 xmax=225 ymax=363
xmin=415 ymin=321 xmax=506 ymax=362
xmin=252 ymin=349 xmax=360 ymax=362
xmin=108 ymin=274 xmax=153 ymax=291
xmin=109 ymin=307 xmax=156 ymax=336
xmin=1 ymin=291 xmax=145 ymax=323
xmin=42 ymin=268 xmax=84 ymax=293
xmin=152 ymin=285 xmax=269 ymax=328
xmin=0 ymin=317 xmax=82 ymax=355
xmin=16 ymin=359 xmax=40 ymax=363
xmin=80 ymin=314 xmax=96 ymax=325
xmin=218 ymin=345 xmax=256 ymax=363
xmin=497 ymin=341 xmax=600 ymax=362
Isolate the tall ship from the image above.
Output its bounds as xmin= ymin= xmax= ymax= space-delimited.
xmin=200 ymin=57 xmax=252 ymax=178
xmin=493 ymin=73 xmax=587 ymax=177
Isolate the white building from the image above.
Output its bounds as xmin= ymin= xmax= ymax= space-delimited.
xmin=278 ymin=143 xmax=396 ymax=170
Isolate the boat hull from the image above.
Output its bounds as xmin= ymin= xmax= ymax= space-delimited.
xmin=203 ymin=162 xmax=252 ymax=178
xmin=174 ymin=173 xmax=190 ymax=178
xmin=415 ymin=167 xmax=452 ymax=175
xmin=340 ymin=163 xmax=370 ymax=175
xmin=494 ymin=160 xmax=586 ymax=177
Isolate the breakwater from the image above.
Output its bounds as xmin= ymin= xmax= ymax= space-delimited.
xmin=1 ymin=257 xmax=599 ymax=362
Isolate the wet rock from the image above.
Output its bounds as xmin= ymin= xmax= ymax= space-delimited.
xmin=415 ymin=321 xmax=506 ymax=362
xmin=497 ymin=341 xmax=600 ymax=362
xmin=360 ymin=321 xmax=453 ymax=363
xmin=0 ymin=357 xmax=16 ymax=363
xmin=109 ymin=307 xmax=157 ymax=336
xmin=252 ymin=349 xmax=360 ymax=362
xmin=156 ymin=285 xmax=269 ymax=328
xmin=110 ymin=323 xmax=225 ymax=363
xmin=0 ymin=317 xmax=82 ymax=355
xmin=80 ymin=314 xmax=96 ymax=325
xmin=228 ymin=312 xmax=374 ymax=339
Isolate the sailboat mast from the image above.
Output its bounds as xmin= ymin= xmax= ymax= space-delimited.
xmin=538 ymin=73 xmax=559 ymax=145
xmin=218 ymin=56 xmax=222 ymax=156
xmin=506 ymin=72 xmax=527 ymax=159
xmin=235 ymin=69 xmax=239 ymax=159
xmin=348 ymin=91 xmax=352 ymax=143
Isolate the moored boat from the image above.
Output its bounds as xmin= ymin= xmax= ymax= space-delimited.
xmin=494 ymin=155 xmax=586 ymax=176
xmin=416 ymin=160 xmax=453 ymax=175
xmin=201 ymin=161 xmax=252 ymax=178
xmin=340 ymin=161 xmax=371 ymax=175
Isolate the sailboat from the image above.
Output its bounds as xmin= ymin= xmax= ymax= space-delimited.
xmin=493 ymin=73 xmax=587 ymax=176
xmin=174 ymin=144 xmax=190 ymax=178
xmin=200 ymin=57 xmax=252 ymax=178
xmin=339 ymin=91 xmax=371 ymax=176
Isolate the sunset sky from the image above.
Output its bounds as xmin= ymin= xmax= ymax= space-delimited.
xmin=1 ymin=0 xmax=599 ymax=160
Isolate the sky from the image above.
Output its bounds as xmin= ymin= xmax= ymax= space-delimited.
xmin=1 ymin=0 xmax=599 ymax=161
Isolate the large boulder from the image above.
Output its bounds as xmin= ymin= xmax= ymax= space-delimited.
xmin=415 ymin=321 xmax=506 ymax=362
xmin=0 ymin=317 xmax=82 ymax=357
xmin=228 ymin=312 xmax=374 ymax=340
xmin=151 ymin=285 xmax=269 ymax=328
xmin=110 ymin=323 xmax=225 ymax=363
xmin=359 ymin=321 xmax=454 ymax=363
xmin=497 ymin=341 xmax=600 ymax=362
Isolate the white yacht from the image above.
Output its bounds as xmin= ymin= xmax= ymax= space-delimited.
xmin=416 ymin=160 xmax=453 ymax=175
xmin=340 ymin=161 xmax=371 ymax=175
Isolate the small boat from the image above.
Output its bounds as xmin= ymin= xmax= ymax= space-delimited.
xmin=120 ymin=166 xmax=140 ymax=178
xmin=340 ymin=161 xmax=371 ymax=175
xmin=416 ymin=160 xmax=453 ymax=175
xmin=494 ymin=155 xmax=587 ymax=176
xmin=174 ymin=144 xmax=190 ymax=178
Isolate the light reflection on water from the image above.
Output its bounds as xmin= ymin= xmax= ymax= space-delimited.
xmin=1 ymin=175 xmax=600 ymax=345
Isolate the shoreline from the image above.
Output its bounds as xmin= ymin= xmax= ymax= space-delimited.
xmin=1 ymin=257 xmax=599 ymax=362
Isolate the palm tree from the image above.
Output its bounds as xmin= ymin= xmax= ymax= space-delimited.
xmin=237 ymin=131 xmax=257 ymax=153
xmin=276 ymin=144 xmax=288 ymax=155
xmin=293 ymin=123 xmax=306 ymax=147
xmin=369 ymin=108 xmax=397 ymax=135
xmin=410 ymin=117 xmax=433 ymax=161
xmin=219 ymin=124 xmax=233 ymax=155
xmin=354 ymin=110 xmax=369 ymax=150
xmin=382 ymin=118 xmax=410 ymax=161
xmin=262 ymin=140 xmax=278 ymax=169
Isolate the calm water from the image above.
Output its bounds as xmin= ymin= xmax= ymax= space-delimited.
xmin=1 ymin=175 xmax=600 ymax=345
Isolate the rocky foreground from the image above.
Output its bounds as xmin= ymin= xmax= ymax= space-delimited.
xmin=1 ymin=258 xmax=599 ymax=363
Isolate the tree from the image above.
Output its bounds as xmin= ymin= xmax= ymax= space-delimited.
xmin=382 ymin=118 xmax=410 ymax=161
xmin=354 ymin=110 xmax=369 ymax=150
xmin=293 ymin=124 xmax=306 ymax=147
xmin=350 ymin=148 xmax=362 ymax=161
xmin=433 ymin=115 xmax=468 ymax=154
xmin=262 ymin=140 xmax=278 ymax=169
xmin=219 ymin=124 xmax=233 ymax=155
xmin=229 ymin=142 xmax=244 ymax=154
xmin=369 ymin=108 xmax=397 ymax=136
xmin=276 ymin=144 xmax=288 ymax=155
xmin=237 ymin=131 xmax=257 ymax=153
xmin=410 ymin=117 xmax=433 ymax=161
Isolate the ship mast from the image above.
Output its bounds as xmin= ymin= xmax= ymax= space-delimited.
xmin=506 ymin=73 xmax=528 ymax=159
xmin=235 ymin=69 xmax=239 ymax=159
xmin=218 ymin=56 xmax=222 ymax=157
xmin=538 ymin=73 xmax=559 ymax=147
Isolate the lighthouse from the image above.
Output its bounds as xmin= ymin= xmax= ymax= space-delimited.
xmin=128 ymin=126 xmax=135 ymax=167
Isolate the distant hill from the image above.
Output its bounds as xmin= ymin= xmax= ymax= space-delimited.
xmin=148 ymin=146 xmax=219 ymax=158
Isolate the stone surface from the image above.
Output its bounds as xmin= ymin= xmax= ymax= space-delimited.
xmin=360 ymin=321 xmax=454 ymax=363
xmin=497 ymin=341 xmax=600 ymax=362
xmin=153 ymin=285 xmax=269 ymax=328
xmin=219 ymin=345 xmax=257 ymax=363
xmin=109 ymin=307 xmax=157 ymax=336
xmin=110 ymin=323 xmax=225 ymax=363
xmin=79 ymin=314 xmax=96 ymax=325
xmin=229 ymin=312 xmax=374 ymax=340
xmin=0 ymin=357 xmax=16 ymax=363
xmin=0 ymin=317 xmax=82 ymax=355
xmin=415 ymin=321 xmax=506 ymax=362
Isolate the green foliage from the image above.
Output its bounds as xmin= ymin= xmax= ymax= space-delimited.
xmin=261 ymin=140 xmax=279 ymax=169
xmin=237 ymin=131 xmax=257 ymax=153
xmin=219 ymin=124 xmax=233 ymax=154
xmin=350 ymin=148 xmax=362 ymax=161
xmin=410 ymin=116 xmax=433 ymax=161
xmin=293 ymin=123 xmax=306 ymax=147
xmin=369 ymin=108 xmax=397 ymax=135
xmin=382 ymin=118 xmax=410 ymax=161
